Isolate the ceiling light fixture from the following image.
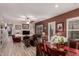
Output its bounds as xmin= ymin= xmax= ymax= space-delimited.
xmin=25 ymin=16 xmax=31 ymax=24
xmin=26 ymin=21 xmax=30 ymax=24
xmin=55 ymin=4 xmax=59 ymax=8
xmin=20 ymin=15 xmax=35 ymax=24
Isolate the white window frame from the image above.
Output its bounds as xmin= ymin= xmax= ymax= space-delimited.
xmin=66 ymin=17 xmax=79 ymax=39
xmin=48 ymin=21 xmax=56 ymax=42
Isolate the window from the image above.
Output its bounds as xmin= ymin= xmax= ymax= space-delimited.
xmin=67 ymin=17 xmax=79 ymax=40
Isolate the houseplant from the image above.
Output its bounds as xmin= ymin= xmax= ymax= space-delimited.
xmin=57 ymin=36 xmax=65 ymax=48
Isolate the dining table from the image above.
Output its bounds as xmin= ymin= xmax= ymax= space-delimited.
xmin=36 ymin=42 xmax=79 ymax=56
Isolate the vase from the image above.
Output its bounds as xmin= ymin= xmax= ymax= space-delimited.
xmin=56 ymin=44 xmax=64 ymax=48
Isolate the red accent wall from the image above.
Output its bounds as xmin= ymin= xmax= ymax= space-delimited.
xmin=35 ymin=8 xmax=79 ymax=37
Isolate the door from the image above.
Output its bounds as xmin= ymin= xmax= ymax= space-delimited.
xmin=48 ymin=21 xmax=56 ymax=41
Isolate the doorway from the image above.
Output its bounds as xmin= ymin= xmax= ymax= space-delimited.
xmin=48 ymin=21 xmax=56 ymax=41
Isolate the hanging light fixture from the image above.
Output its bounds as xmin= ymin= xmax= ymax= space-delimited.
xmin=25 ymin=16 xmax=30 ymax=24
xmin=20 ymin=15 xmax=33 ymax=24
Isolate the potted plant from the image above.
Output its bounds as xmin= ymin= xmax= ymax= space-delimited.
xmin=57 ymin=37 xmax=65 ymax=48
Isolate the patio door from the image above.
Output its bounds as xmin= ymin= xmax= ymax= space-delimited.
xmin=48 ymin=21 xmax=56 ymax=41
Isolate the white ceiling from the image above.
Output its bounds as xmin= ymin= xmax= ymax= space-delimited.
xmin=0 ymin=3 xmax=79 ymax=23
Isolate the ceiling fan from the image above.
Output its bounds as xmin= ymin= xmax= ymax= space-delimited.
xmin=26 ymin=17 xmax=35 ymax=24
xmin=21 ymin=16 xmax=35 ymax=24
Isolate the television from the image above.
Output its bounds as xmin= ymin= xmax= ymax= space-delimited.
xmin=23 ymin=31 xmax=30 ymax=35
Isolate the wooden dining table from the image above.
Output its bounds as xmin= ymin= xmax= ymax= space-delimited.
xmin=36 ymin=42 xmax=79 ymax=56
xmin=46 ymin=44 xmax=67 ymax=56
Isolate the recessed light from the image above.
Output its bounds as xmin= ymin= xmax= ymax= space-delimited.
xmin=55 ymin=4 xmax=59 ymax=8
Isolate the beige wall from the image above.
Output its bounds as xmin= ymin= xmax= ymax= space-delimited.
xmin=0 ymin=18 xmax=35 ymax=36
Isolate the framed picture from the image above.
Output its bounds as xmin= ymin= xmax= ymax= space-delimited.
xmin=7 ymin=24 xmax=13 ymax=27
xmin=56 ymin=22 xmax=64 ymax=32
xmin=15 ymin=25 xmax=21 ymax=30
xmin=22 ymin=24 xmax=29 ymax=29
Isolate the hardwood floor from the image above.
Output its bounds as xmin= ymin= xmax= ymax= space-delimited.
xmin=0 ymin=37 xmax=36 ymax=56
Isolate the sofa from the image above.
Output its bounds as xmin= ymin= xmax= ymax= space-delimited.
xmin=12 ymin=35 xmax=21 ymax=43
